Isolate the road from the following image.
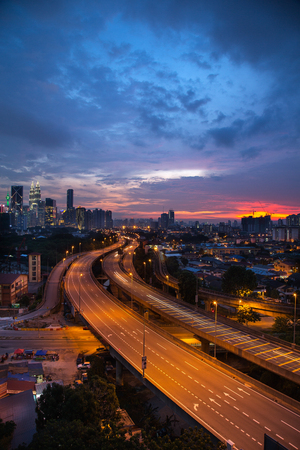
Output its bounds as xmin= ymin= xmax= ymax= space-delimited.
xmin=64 ymin=249 xmax=300 ymax=450
xmin=106 ymin=247 xmax=300 ymax=385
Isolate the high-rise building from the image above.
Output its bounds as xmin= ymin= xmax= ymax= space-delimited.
xmin=161 ymin=213 xmax=169 ymax=229
xmin=105 ymin=210 xmax=113 ymax=229
xmin=76 ymin=206 xmax=86 ymax=230
xmin=11 ymin=186 xmax=23 ymax=212
xmin=286 ymin=213 xmax=300 ymax=227
xmin=242 ymin=215 xmax=271 ymax=233
xmin=168 ymin=210 xmax=174 ymax=226
xmin=93 ymin=209 xmax=105 ymax=229
xmin=45 ymin=198 xmax=57 ymax=226
xmin=67 ymin=189 xmax=73 ymax=209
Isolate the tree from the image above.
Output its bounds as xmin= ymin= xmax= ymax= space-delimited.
xmin=222 ymin=266 xmax=257 ymax=297
xmin=236 ymin=305 xmax=261 ymax=326
xmin=178 ymin=270 xmax=197 ymax=304
xmin=0 ymin=418 xmax=16 ymax=450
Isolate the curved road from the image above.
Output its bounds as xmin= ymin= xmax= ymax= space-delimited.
xmin=65 ymin=249 xmax=300 ymax=450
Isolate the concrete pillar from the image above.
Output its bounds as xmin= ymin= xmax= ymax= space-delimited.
xmin=199 ymin=337 xmax=210 ymax=354
xmin=204 ymin=300 xmax=211 ymax=312
xmin=115 ymin=360 xmax=123 ymax=386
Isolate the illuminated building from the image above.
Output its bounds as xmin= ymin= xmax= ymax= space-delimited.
xmin=168 ymin=210 xmax=174 ymax=226
xmin=28 ymin=253 xmax=41 ymax=283
xmin=76 ymin=206 xmax=85 ymax=230
xmin=45 ymin=198 xmax=57 ymax=226
xmin=11 ymin=186 xmax=23 ymax=212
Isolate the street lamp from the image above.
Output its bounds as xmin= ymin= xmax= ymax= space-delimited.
xmin=142 ymin=309 xmax=148 ymax=378
xmin=195 ymin=275 xmax=198 ymax=308
xmin=148 ymin=259 xmax=152 ymax=284
xmin=79 ymin=273 xmax=83 ymax=315
xmin=71 ymin=246 xmax=74 ymax=255
xmin=79 ymin=242 xmax=81 ymax=254
xmin=214 ymin=301 xmax=218 ymax=358
xmin=130 ymin=272 xmax=133 ymax=309
xmin=166 ymin=275 xmax=169 ymax=293
xmin=293 ymin=293 xmax=297 ymax=345
xmin=143 ymin=261 xmax=146 ymax=280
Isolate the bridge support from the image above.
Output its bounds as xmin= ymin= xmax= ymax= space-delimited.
xmin=115 ymin=360 xmax=124 ymax=386
xmin=204 ymin=300 xmax=211 ymax=312
xmin=199 ymin=337 xmax=210 ymax=354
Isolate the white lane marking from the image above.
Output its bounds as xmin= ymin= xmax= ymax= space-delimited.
xmin=276 ymin=435 xmax=284 ymax=441
xmin=253 ymin=419 xmax=260 ymax=424
xmin=185 ymin=361 xmax=199 ymax=370
xmin=209 ymin=398 xmax=221 ymax=407
xmin=193 ymin=404 xmax=199 ymax=411
xmin=243 ymin=412 xmax=249 ymax=417
xmin=289 ymin=443 xmax=298 ymax=449
xmin=281 ymin=420 xmax=300 ymax=433
xmin=224 ymin=392 xmax=236 ymax=401
xmin=157 ymin=343 xmax=166 ymax=350
xmin=237 ymin=387 xmax=250 ymax=395
xmin=224 ymin=385 xmax=243 ymax=398
xmin=265 ymin=427 xmax=271 ymax=431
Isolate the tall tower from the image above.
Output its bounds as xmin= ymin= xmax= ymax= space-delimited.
xmin=67 ymin=189 xmax=73 ymax=209
xmin=11 ymin=186 xmax=23 ymax=212
xmin=168 ymin=210 xmax=175 ymax=226
xmin=29 ymin=181 xmax=35 ymax=210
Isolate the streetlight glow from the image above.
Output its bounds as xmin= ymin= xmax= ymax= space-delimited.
xmin=214 ymin=301 xmax=218 ymax=358
xmin=293 ymin=293 xmax=297 ymax=345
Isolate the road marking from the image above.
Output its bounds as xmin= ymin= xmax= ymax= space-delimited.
xmin=201 ymin=384 xmax=206 ymax=388
xmin=289 ymin=443 xmax=298 ymax=449
xmin=243 ymin=412 xmax=249 ymax=417
xmin=234 ymin=406 xmax=239 ymax=411
xmin=108 ymin=334 xmax=113 ymax=337
xmin=185 ymin=361 xmax=199 ymax=370
xmin=276 ymin=435 xmax=284 ymax=441
xmin=194 ymin=403 xmax=199 ymax=411
xmin=266 ymin=351 xmax=293 ymax=361
xmin=209 ymin=398 xmax=221 ymax=407
xmin=224 ymin=392 xmax=236 ymax=401
xmin=281 ymin=420 xmax=300 ymax=433
xmin=224 ymin=385 xmax=243 ymax=398
xmin=157 ymin=343 xmax=166 ymax=350
xmin=279 ymin=357 xmax=300 ymax=367
xmin=253 ymin=419 xmax=260 ymax=424
xmin=265 ymin=427 xmax=271 ymax=431
xmin=237 ymin=387 xmax=250 ymax=395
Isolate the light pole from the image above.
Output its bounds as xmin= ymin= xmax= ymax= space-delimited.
xmin=142 ymin=309 xmax=148 ymax=377
xmin=166 ymin=275 xmax=169 ymax=293
xmin=148 ymin=259 xmax=152 ymax=284
xmin=293 ymin=293 xmax=297 ymax=345
xmin=130 ymin=272 xmax=133 ymax=309
xmin=71 ymin=246 xmax=74 ymax=255
xmin=79 ymin=273 xmax=83 ymax=315
xmin=214 ymin=301 xmax=218 ymax=358
xmin=79 ymin=242 xmax=81 ymax=254
xmin=143 ymin=261 xmax=146 ymax=281
xmin=195 ymin=275 xmax=198 ymax=309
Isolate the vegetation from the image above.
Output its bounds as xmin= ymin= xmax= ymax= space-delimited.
xmin=271 ymin=315 xmax=300 ymax=344
xmin=0 ymin=418 xmax=16 ymax=450
xmin=236 ymin=305 xmax=261 ymax=326
xmin=222 ymin=266 xmax=257 ymax=297
xmin=178 ymin=270 xmax=197 ymax=304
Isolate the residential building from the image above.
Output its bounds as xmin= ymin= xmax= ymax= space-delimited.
xmin=28 ymin=253 xmax=41 ymax=283
xmin=0 ymin=273 xmax=28 ymax=307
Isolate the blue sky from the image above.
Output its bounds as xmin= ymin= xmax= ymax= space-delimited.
xmin=1 ymin=0 xmax=300 ymax=222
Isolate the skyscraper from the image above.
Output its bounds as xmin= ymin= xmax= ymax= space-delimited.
xmin=168 ymin=210 xmax=175 ymax=226
xmin=11 ymin=186 xmax=23 ymax=212
xmin=67 ymin=189 xmax=73 ymax=209
xmin=161 ymin=213 xmax=168 ymax=229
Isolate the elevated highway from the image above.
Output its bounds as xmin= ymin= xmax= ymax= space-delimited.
xmin=64 ymin=249 xmax=300 ymax=450
xmin=104 ymin=250 xmax=300 ymax=386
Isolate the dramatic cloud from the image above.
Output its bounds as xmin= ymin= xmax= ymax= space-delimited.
xmin=0 ymin=0 xmax=299 ymax=221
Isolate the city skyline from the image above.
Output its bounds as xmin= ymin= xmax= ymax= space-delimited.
xmin=1 ymin=1 xmax=300 ymax=221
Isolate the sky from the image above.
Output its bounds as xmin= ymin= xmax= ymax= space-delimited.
xmin=0 ymin=0 xmax=300 ymax=223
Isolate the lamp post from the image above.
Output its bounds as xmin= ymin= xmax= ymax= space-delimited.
xmin=130 ymin=272 xmax=133 ymax=309
xmin=71 ymin=246 xmax=74 ymax=255
xmin=143 ymin=261 xmax=146 ymax=281
xmin=214 ymin=301 xmax=218 ymax=358
xmin=195 ymin=275 xmax=198 ymax=309
xmin=148 ymin=259 xmax=152 ymax=284
xmin=166 ymin=275 xmax=169 ymax=293
xmin=79 ymin=242 xmax=81 ymax=254
xmin=293 ymin=293 xmax=297 ymax=345
xmin=79 ymin=273 xmax=83 ymax=315
xmin=142 ymin=309 xmax=148 ymax=377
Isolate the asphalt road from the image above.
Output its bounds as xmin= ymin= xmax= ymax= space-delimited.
xmin=65 ymin=250 xmax=300 ymax=450
xmin=107 ymin=247 xmax=300 ymax=385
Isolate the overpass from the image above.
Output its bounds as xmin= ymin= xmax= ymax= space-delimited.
xmin=104 ymin=249 xmax=300 ymax=386
xmin=63 ymin=248 xmax=300 ymax=450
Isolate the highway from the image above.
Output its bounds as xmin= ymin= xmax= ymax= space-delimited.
xmin=64 ymin=249 xmax=300 ymax=450
xmin=106 ymin=246 xmax=300 ymax=385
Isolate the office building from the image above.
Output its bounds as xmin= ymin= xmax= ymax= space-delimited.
xmin=11 ymin=186 xmax=23 ymax=212
xmin=105 ymin=210 xmax=113 ymax=229
xmin=67 ymin=189 xmax=73 ymax=209
xmin=160 ymin=213 xmax=168 ymax=229
xmin=76 ymin=206 xmax=85 ymax=230
xmin=45 ymin=198 xmax=57 ymax=226
xmin=93 ymin=209 xmax=105 ymax=229
xmin=241 ymin=215 xmax=271 ymax=234
xmin=168 ymin=210 xmax=175 ymax=226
